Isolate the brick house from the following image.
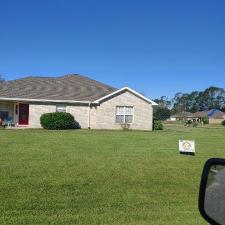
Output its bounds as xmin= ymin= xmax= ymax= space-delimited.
xmin=0 ymin=74 xmax=157 ymax=130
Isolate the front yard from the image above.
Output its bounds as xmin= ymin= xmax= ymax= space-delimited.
xmin=1 ymin=125 xmax=225 ymax=225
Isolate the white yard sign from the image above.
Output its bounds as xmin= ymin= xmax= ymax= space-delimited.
xmin=179 ymin=140 xmax=195 ymax=153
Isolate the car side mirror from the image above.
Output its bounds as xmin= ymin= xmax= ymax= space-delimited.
xmin=199 ymin=158 xmax=225 ymax=225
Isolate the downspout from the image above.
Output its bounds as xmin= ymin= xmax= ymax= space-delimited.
xmin=88 ymin=101 xmax=91 ymax=129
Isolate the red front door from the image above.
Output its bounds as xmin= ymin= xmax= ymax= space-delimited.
xmin=19 ymin=104 xmax=29 ymax=125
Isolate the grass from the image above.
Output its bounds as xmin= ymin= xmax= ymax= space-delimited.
xmin=0 ymin=125 xmax=225 ymax=225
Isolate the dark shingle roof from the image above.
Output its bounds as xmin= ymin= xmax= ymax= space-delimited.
xmin=192 ymin=111 xmax=208 ymax=118
xmin=211 ymin=111 xmax=225 ymax=119
xmin=192 ymin=109 xmax=225 ymax=119
xmin=0 ymin=74 xmax=117 ymax=102
xmin=172 ymin=111 xmax=195 ymax=118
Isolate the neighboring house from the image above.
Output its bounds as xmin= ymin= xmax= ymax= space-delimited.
xmin=169 ymin=112 xmax=197 ymax=121
xmin=0 ymin=74 xmax=157 ymax=130
xmin=193 ymin=109 xmax=225 ymax=124
xmin=169 ymin=109 xmax=225 ymax=124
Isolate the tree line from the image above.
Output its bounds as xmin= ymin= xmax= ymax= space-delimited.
xmin=154 ymin=87 xmax=225 ymax=120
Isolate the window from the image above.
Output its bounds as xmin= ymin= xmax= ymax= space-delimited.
xmin=116 ymin=106 xmax=134 ymax=124
xmin=56 ymin=105 xmax=66 ymax=112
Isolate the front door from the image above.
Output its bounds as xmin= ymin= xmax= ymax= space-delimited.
xmin=19 ymin=104 xmax=29 ymax=125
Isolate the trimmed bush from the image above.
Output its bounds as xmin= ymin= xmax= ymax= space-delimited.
xmin=202 ymin=117 xmax=209 ymax=125
xmin=153 ymin=120 xmax=163 ymax=130
xmin=222 ymin=120 xmax=225 ymax=126
xmin=40 ymin=112 xmax=80 ymax=130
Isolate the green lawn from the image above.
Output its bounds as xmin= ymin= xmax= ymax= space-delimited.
xmin=1 ymin=125 xmax=225 ymax=225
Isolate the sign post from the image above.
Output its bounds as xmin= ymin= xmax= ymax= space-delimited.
xmin=179 ymin=140 xmax=195 ymax=155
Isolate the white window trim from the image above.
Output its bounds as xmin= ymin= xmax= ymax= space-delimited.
xmin=56 ymin=105 xmax=67 ymax=113
xmin=115 ymin=106 xmax=134 ymax=124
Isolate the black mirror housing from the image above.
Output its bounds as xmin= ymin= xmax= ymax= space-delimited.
xmin=199 ymin=158 xmax=225 ymax=225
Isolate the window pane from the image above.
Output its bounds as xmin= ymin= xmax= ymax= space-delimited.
xmin=56 ymin=105 xmax=66 ymax=112
xmin=116 ymin=106 xmax=124 ymax=115
xmin=116 ymin=115 xmax=124 ymax=123
xmin=125 ymin=115 xmax=133 ymax=123
xmin=125 ymin=107 xmax=133 ymax=115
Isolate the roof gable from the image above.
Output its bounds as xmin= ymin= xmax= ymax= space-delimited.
xmin=207 ymin=109 xmax=225 ymax=119
xmin=93 ymin=87 xmax=158 ymax=105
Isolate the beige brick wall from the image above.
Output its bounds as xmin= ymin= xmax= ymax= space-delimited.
xmin=67 ymin=106 xmax=89 ymax=128
xmin=29 ymin=104 xmax=90 ymax=128
xmin=209 ymin=118 xmax=224 ymax=124
xmin=90 ymin=90 xmax=153 ymax=130
xmin=29 ymin=104 xmax=56 ymax=128
xmin=28 ymin=91 xmax=153 ymax=130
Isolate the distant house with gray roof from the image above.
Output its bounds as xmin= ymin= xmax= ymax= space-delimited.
xmin=193 ymin=109 xmax=225 ymax=124
xmin=170 ymin=112 xmax=196 ymax=121
xmin=0 ymin=74 xmax=157 ymax=130
xmin=169 ymin=109 xmax=225 ymax=124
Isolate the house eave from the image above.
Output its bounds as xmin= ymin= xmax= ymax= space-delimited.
xmin=0 ymin=87 xmax=158 ymax=106
xmin=0 ymin=97 xmax=91 ymax=104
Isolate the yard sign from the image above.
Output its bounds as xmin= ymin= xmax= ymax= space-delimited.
xmin=179 ymin=140 xmax=195 ymax=153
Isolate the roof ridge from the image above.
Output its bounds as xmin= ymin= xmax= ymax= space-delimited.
xmin=6 ymin=74 xmax=116 ymax=90
xmin=7 ymin=74 xmax=82 ymax=81
xmin=7 ymin=75 xmax=57 ymax=82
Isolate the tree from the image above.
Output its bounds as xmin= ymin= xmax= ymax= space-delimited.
xmin=171 ymin=92 xmax=187 ymax=114
xmin=153 ymin=107 xmax=171 ymax=121
xmin=202 ymin=87 xmax=225 ymax=109
xmin=153 ymin=96 xmax=171 ymax=120
xmin=170 ymin=87 xmax=225 ymax=113
xmin=187 ymin=91 xmax=200 ymax=112
xmin=154 ymin=96 xmax=171 ymax=108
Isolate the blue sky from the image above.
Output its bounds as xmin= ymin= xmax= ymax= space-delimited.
xmin=0 ymin=0 xmax=225 ymax=99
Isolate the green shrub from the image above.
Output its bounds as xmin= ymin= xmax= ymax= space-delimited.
xmin=193 ymin=122 xmax=198 ymax=127
xmin=185 ymin=120 xmax=192 ymax=125
xmin=40 ymin=112 xmax=80 ymax=130
xmin=222 ymin=120 xmax=225 ymax=126
xmin=153 ymin=107 xmax=171 ymax=121
xmin=153 ymin=120 xmax=163 ymax=130
xmin=202 ymin=117 xmax=209 ymax=124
